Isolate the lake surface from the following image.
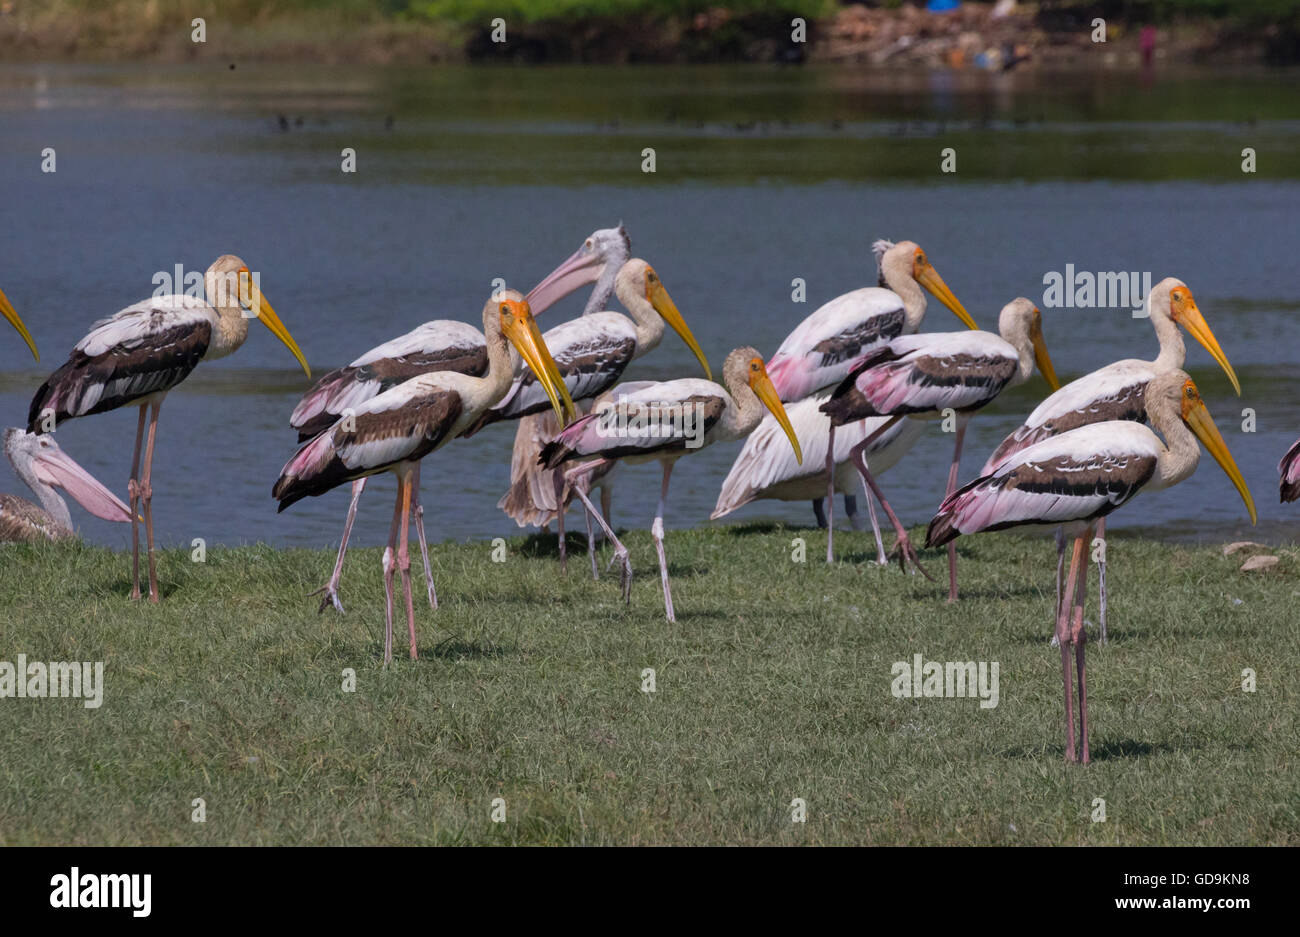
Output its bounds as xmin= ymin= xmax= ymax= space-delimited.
xmin=1 ymin=63 xmax=1297 ymax=554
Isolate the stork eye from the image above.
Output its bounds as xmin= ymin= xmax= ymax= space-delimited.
xmin=500 ymin=304 xmax=511 ymax=316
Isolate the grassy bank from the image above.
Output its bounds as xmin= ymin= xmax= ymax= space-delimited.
xmin=0 ymin=524 xmax=1295 ymax=845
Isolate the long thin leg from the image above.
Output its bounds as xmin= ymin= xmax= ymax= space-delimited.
xmin=382 ymin=476 xmax=403 ymax=666
xmin=128 ymin=406 xmax=146 ymax=601
xmin=410 ymin=464 xmax=437 ymax=610
xmin=1057 ymin=531 xmax=1087 ymax=764
xmin=600 ymin=484 xmax=612 ymax=532
xmin=141 ymin=400 xmax=162 ymax=603
xmin=812 ymin=498 xmax=827 ymax=529
xmin=1096 ymin=516 xmax=1107 ymax=645
xmin=310 ymin=477 xmax=366 ymax=613
xmin=1071 ymin=536 xmax=1091 ymax=764
xmin=945 ymin=416 xmax=968 ymax=604
xmin=554 ymin=468 xmax=568 ymax=573
xmin=1050 ymin=526 xmax=1065 ymax=647
xmin=847 ymin=419 xmax=931 ymax=579
xmin=397 ymin=472 xmax=417 ymax=660
xmin=565 ymin=461 xmax=631 ymax=602
xmin=825 ymin=422 xmax=836 ymax=562
xmin=862 ymin=473 xmax=887 ymax=566
xmin=845 ymin=494 xmax=864 ymax=531
xmin=652 ymin=461 xmax=675 ymax=623
xmin=584 ymin=487 xmax=599 ymax=581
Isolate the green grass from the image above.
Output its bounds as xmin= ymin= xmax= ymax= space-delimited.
xmin=0 ymin=525 xmax=1296 ymax=845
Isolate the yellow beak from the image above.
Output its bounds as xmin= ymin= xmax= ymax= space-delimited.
xmin=915 ymin=263 xmax=977 ymax=330
xmin=749 ymin=362 xmax=803 ymax=465
xmin=1184 ymin=396 xmax=1257 ymax=524
xmin=240 ymin=270 xmax=310 ymax=377
xmin=1180 ymin=300 xmax=1240 ymax=396
xmin=1031 ymin=322 xmax=1060 ymax=391
xmin=0 ymin=286 xmax=38 ymax=361
xmin=648 ymin=279 xmax=712 ymax=380
xmin=501 ymin=301 xmax=577 ymax=426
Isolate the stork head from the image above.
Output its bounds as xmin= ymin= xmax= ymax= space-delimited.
xmin=4 ymin=428 xmax=132 ymax=522
xmin=1150 ymin=277 xmax=1239 ymax=396
xmin=725 ymin=346 xmax=802 ymax=466
xmin=526 ymin=224 xmax=632 ymax=316
xmin=999 ymin=297 xmax=1059 ymax=391
xmin=490 ymin=290 xmax=576 ymax=425
xmin=615 ymin=260 xmax=711 ymax=380
xmin=205 ymin=255 xmax=310 ymax=377
xmin=876 ymin=239 xmax=976 ymax=330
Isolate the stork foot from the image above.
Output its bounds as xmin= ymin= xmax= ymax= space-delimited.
xmin=607 ymin=546 xmax=632 ymax=604
xmin=890 ymin=535 xmax=935 ymax=581
xmin=309 ymin=583 xmax=345 ymax=614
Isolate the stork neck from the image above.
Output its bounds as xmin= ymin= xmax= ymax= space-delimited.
xmin=585 ymin=259 xmax=624 ymax=316
xmin=1151 ymin=306 xmax=1186 ymax=372
xmin=482 ymin=325 xmax=517 ymax=404
xmin=724 ymin=378 xmax=764 ymax=439
xmin=1149 ymin=398 xmax=1200 ymax=489
xmin=204 ymin=286 xmax=251 ymax=360
xmin=887 ymin=269 xmax=927 ymax=332
xmin=11 ymin=458 xmax=72 ymax=534
xmin=615 ymin=278 xmax=664 ymax=360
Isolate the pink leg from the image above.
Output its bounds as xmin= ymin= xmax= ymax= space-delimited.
xmin=651 ymin=461 xmax=675 ymax=623
xmin=1096 ymin=516 xmax=1107 ymax=645
xmin=1071 ymin=530 xmax=1092 ymax=764
xmin=141 ymin=400 xmax=162 ymax=603
xmin=128 ymin=406 xmax=146 ymax=601
xmin=554 ymin=469 xmax=568 ymax=573
xmin=825 ymin=422 xmax=836 ymax=563
xmin=410 ymin=464 xmax=437 ymax=610
xmin=583 ymin=480 xmax=599 ymax=581
xmin=945 ymin=416 xmax=968 ymax=603
xmin=862 ymin=474 xmax=887 ymax=565
xmin=1057 ymin=531 xmax=1087 ymax=763
xmin=397 ymin=471 xmax=417 ymax=660
xmin=382 ymin=475 xmax=404 ymax=666
xmin=311 ymin=477 xmax=366 ymax=613
xmin=847 ymin=418 xmax=932 ymax=580
xmin=565 ymin=460 xmax=631 ymax=602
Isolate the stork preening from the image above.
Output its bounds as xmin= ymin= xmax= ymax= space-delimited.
xmin=2 ymin=429 xmax=132 ymax=542
xmin=540 ymin=347 xmax=803 ymax=622
xmin=273 ymin=292 xmax=573 ymax=664
xmin=981 ymin=278 xmax=1239 ymax=642
xmin=1 ymin=285 xmax=39 ymax=361
xmin=926 ymin=370 xmax=1256 ymax=763
xmin=28 ymin=255 xmax=310 ymax=601
xmin=821 ymin=297 xmax=1059 ymax=597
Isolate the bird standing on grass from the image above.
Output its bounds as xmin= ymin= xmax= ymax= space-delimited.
xmin=926 ymin=370 xmax=1256 ymax=764
xmin=273 ymin=291 xmax=573 ymax=665
xmin=540 ymin=347 xmax=803 ymax=622
xmin=28 ymin=255 xmax=310 ymax=601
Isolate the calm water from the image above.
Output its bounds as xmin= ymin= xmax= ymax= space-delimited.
xmin=1 ymin=63 xmax=1297 ymax=552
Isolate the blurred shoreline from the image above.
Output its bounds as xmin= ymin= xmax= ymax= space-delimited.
xmin=0 ymin=2 xmax=1293 ymax=68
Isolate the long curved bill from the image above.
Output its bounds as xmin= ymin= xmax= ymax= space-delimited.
xmin=502 ymin=300 xmax=577 ymax=425
xmin=1180 ymin=301 xmax=1240 ymax=396
xmin=33 ymin=443 xmax=131 ymax=522
xmin=1031 ymin=318 xmax=1060 ymax=391
xmin=525 ymin=248 xmax=603 ymax=316
xmin=648 ymin=278 xmax=712 ymax=380
xmin=915 ymin=263 xmax=977 ymax=330
xmin=749 ymin=359 xmax=803 ymax=465
xmin=1184 ymin=394 xmax=1257 ymax=524
xmin=239 ymin=269 xmax=311 ymax=377
xmin=1 ymin=286 xmax=38 ymax=361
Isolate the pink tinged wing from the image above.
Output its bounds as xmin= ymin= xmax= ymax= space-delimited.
xmin=32 ymin=446 xmax=132 ymax=522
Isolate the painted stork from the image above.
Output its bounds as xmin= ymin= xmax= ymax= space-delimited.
xmin=539 ymin=347 xmax=803 ymax=622
xmin=1281 ymin=438 xmax=1300 ymax=503
xmin=27 ymin=255 xmax=310 ymax=602
xmin=469 ymin=258 xmax=710 ymax=570
xmin=290 ymin=319 xmax=490 ymax=612
xmin=2 ymin=429 xmax=132 ymax=542
xmin=821 ymin=297 xmax=1059 ymax=598
xmin=273 ymin=291 xmax=573 ymax=664
xmin=761 ymin=239 xmax=976 ymax=550
xmin=1 ymin=286 xmax=39 ymax=360
xmin=981 ymin=278 xmax=1239 ymax=643
xmin=926 ymin=370 xmax=1256 ymax=763
xmin=711 ymin=393 xmax=926 ymax=563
